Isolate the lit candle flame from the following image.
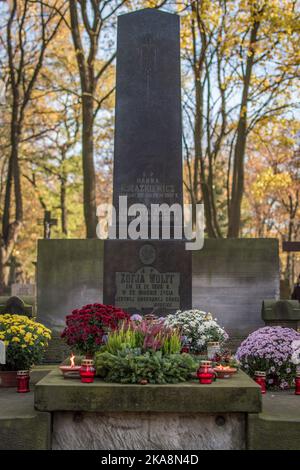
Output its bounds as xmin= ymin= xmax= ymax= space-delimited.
xmin=70 ymin=353 xmax=75 ymax=368
xmin=215 ymin=365 xmax=231 ymax=371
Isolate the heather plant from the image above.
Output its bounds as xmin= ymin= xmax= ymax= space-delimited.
xmin=95 ymin=318 xmax=188 ymax=383
xmin=104 ymin=319 xmax=181 ymax=355
xmin=161 ymin=331 xmax=182 ymax=355
xmin=105 ymin=326 xmax=139 ymax=355
xmin=236 ymin=326 xmax=300 ymax=390
xmin=130 ymin=319 xmax=181 ymax=354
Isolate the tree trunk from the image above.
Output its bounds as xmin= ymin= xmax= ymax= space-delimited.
xmin=0 ymin=104 xmax=23 ymax=292
xmin=228 ymin=21 xmax=260 ymax=237
xmin=82 ymin=94 xmax=97 ymax=237
xmin=60 ymin=177 xmax=68 ymax=236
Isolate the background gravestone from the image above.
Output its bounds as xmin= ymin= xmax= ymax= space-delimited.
xmin=11 ymin=283 xmax=36 ymax=297
xmin=0 ymin=296 xmax=33 ymax=317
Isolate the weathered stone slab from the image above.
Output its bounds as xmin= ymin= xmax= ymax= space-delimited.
xmin=103 ymin=239 xmax=191 ymax=315
xmin=0 ymin=389 xmax=51 ymax=450
xmin=34 ymin=369 xmax=261 ymax=414
xmin=262 ymin=300 xmax=300 ymax=330
xmin=35 ymin=368 xmax=259 ymax=450
xmin=247 ymin=391 xmax=300 ymax=450
xmin=37 ymin=239 xmax=104 ymax=332
xmin=52 ymin=411 xmax=245 ymax=450
xmin=192 ymin=238 xmax=280 ymax=339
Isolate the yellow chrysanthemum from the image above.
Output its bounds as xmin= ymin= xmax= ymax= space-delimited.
xmin=12 ymin=337 xmax=21 ymax=343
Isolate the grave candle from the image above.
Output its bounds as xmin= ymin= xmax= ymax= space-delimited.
xmin=197 ymin=360 xmax=215 ymax=384
xmin=80 ymin=359 xmax=95 ymax=383
xmin=207 ymin=342 xmax=220 ymax=360
xmin=295 ymin=371 xmax=300 ymax=395
xmin=17 ymin=370 xmax=30 ymax=393
xmin=254 ymin=371 xmax=266 ymax=394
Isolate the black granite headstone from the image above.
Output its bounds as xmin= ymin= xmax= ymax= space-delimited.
xmin=113 ymin=9 xmax=183 ymax=217
xmin=103 ymin=9 xmax=191 ymax=315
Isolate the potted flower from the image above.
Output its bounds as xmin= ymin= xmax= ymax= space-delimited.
xmin=0 ymin=314 xmax=52 ymax=387
xmin=164 ymin=309 xmax=228 ymax=354
xmin=236 ymin=326 xmax=300 ymax=390
xmin=61 ymin=303 xmax=130 ymax=357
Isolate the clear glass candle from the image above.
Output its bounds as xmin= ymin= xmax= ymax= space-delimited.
xmin=207 ymin=342 xmax=220 ymax=360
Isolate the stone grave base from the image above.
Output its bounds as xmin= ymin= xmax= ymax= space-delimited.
xmin=52 ymin=411 xmax=245 ymax=450
xmin=34 ymin=368 xmax=261 ymax=450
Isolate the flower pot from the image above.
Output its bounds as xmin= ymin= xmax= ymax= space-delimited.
xmin=0 ymin=370 xmax=18 ymax=387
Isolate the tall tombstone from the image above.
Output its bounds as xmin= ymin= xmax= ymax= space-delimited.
xmin=103 ymin=9 xmax=192 ymax=316
xmin=113 ymin=8 xmax=183 ymax=218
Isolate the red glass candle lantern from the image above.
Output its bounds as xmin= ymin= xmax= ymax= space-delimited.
xmin=80 ymin=359 xmax=95 ymax=383
xmin=17 ymin=370 xmax=30 ymax=393
xmin=254 ymin=371 xmax=266 ymax=394
xmin=197 ymin=360 xmax=215 ymax=384
xmin=295 ymin=372 xmax=300 ymax=396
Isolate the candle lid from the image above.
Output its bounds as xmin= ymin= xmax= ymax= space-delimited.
xmin=200 ymin=360 xmax=212 ymax=366
xmin=17 ymin=370 xmax=29 ymax=376
xmin=81 ymin=359 xmax=94 ymax=366
xmin=254 ymin=371 xmax=266 ymax=377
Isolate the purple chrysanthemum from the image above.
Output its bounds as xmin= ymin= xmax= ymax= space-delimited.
xmin=236 ymin=326 xmax=300 ymax=390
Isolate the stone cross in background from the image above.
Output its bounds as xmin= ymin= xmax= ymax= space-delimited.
xmin=38 ymin=210 xmax=57 ymax=239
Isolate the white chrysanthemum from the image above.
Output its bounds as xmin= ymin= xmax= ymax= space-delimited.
xmin=164 ymin=309 xmax=228 ymax=353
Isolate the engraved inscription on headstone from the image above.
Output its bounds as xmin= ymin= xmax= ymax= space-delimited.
xmin=115 ymin=266 xmax=180 ymax=310
xmin=104 ymin=240 xmax=191 ymax=315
